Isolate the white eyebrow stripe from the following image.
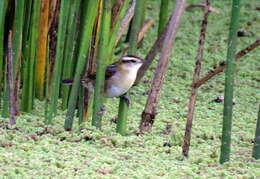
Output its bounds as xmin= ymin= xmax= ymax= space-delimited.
xmin=122 ymin=57 xmax=140 ymax=61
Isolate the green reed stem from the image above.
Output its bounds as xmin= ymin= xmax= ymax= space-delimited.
xmin=92 ymin=0 xmax=111 ymax=129
xmin=116 ymin=0 xmax=146 ymax=135
xmin=220 ymin=0 xmax=240 ymax=164
xmin=46 ymin=0 xmax=70 ymax=123
xmin=64 ymin=0 xmax=99 ymax=130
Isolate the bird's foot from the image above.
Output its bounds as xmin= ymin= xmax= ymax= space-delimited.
xmin=121 ymin=95 xmax=131 ymax=106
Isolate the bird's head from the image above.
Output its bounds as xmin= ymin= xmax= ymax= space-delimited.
xmin=118 ymin=55 xmax=143 ymax=72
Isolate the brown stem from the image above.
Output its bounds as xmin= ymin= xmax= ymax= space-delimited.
xmin=140 ymin=0 xmax=186 ymax=133
xmin=195 ymin=38 xmax=260 ymax=88
xmin=120 ymin=19 xmax=155 ymax=56
xmin=134 ymin=18 xmax=167 ymax=85
xmin=48 ymin=0 xmax=60 ymax=72
xmin=138 ymin=19 xmax=155 ymax=42
xmin=14 ymin=66 xmax=21 ymax=115
xmin=186 ymin=3 xmax=219 ymax=14
xmin=82 ymin=0 xmax=103 ymax=122
xmin=182 ymin=0 xmax=210 ymax=157
xmin=111 ymin=0 xmax=125 ymax=29
xmin=48 ymin=0 xmax=59 ymax=29
xmin=7 ymin=31 xmax=16 ymax=125
xmin=115 ymin=0 xmax=136 ymax=45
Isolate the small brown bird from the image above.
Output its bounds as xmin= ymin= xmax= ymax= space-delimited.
xmin=63 ymin=55 xmax=143 ymax=102
xmin=102 ymin=55 xmax=143 ymax=98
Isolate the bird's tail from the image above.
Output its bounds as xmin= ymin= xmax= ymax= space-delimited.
xmin=62 ymin=78 xmax=74 ymax=85
xmin=61 ymin=78 xmax=94 ymax=92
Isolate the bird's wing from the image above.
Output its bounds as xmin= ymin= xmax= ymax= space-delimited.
xmin=83 ymin=64 xmax=117 ymax=81
xmin=105 ymin=64 xmax=117 ymax=79
xmin=62 ymin=63 xmax=117 ymax=84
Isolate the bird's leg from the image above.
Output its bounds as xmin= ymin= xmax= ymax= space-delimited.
xmin=121 ymin=94 xmax=131 ymax=106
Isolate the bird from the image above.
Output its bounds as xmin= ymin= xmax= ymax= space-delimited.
xmin=63 ymin=55 xmax=143 ymax=104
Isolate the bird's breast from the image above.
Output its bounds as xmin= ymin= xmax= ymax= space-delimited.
xmin=105 ymin=71 xmax=137 ymax=98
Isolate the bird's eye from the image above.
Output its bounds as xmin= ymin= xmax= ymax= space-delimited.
xmin=122 ymin=60 xmax=136 ymax=63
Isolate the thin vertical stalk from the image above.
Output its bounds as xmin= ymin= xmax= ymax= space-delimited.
xmin=20 ymin=0 xmax=32 ymax=111
xmin=21 ymin=0 xmax=41 ymax=112
xmin=7 ymin=31 xmax=16 ymax=125
xmin=128 ymin=0 xmax=145 ymax=54
xmin=134 ymin=19 xmax=167 ymax=85
xmin=12 ymin=0 xmax=25 ymax=115
xmin=44 ymin=37 xmax=50 ymax=121
xmin=115 ymin=0 xmax=136 ymax=45
xmin=107 ymin=0 xmax=131 ymax=63
xmin=220 ymin=0 xmax=240 ymax=164
xmin=92 ymin=0 xmax=111 ymax=129
xmin=2 ymin=64 xmax=8 ymax=117
xmin=0 ymin=0 xmax=8 ymax=106
xmin=116 ymin=0 xmax=146 ymax=135
xmin=48 ymin=0 xmax=60 ymax=68
xmin=182 ymin=0 xmax=210 ymax=157
xmin=46 ymin=0 xmax=70 ymax=123
xmin=64 ymin=1 xmax=99 ymax=130
xmin=22 ymin=0 xmax=33 ymax=43
xmin=82 ymin=93 xmax=94 ymax=123
xmin=78 ymin=85 xmax=84 ymax=125
xmin=81 ymin=0 xmax=103 ymax=122
xmin=111 ymin=0 xmax=125 ymax=29
xmin=0 ymin=0 xmax=9 ymax=117
xmin=61 ymin=0 xmax=81 ymax=110
xmin=140 ymin=0 xmax=186 ymax=132
xmin=13 ymin=0 xmax=25 ymax=78
xmin=48 ymin=0 xmax=59 ymax=28
xmin=158 ymin=0 xmax=170 ymax=36
xmin=252 ymin=105 xmax=260 ymax=159
xmin=35 ymin=0 xmax=49 ymax=100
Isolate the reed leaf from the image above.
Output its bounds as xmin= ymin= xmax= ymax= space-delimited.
xmin=46 ymin=0 xmax=70 ymax=123
xmin=13 ymin=0 xmax=25 ymax=78
xmin=61 ymin=0 xmax=81 ymax=110
xmin=21 ymin=0 xmax=41 ymax=112
xmin=22 ymin=0 xmax=33 ymax=43
xmin=35 ymin=0 xmax=49 ymax=100
xmin=12 ymin=0 xmax=26 ymax=115
xmin=1 ymin=0 xmax=9 ymax=117
xmin=107 ymin=0 xmax=131 ymax=63
xmin=92 ymin=0 xmax=111 ymax=129
xmin=20 ymin=0 xmax=32 ymax=107
xmin=80 ymin=0 xmax=103 ymax=123
xmin=0 ymin=0 xmax=8 ymax=107
xmin=64 ymin=0 xmax=99 ymax=130
xmin=158 ymin=0 xmax=170 ymax=35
